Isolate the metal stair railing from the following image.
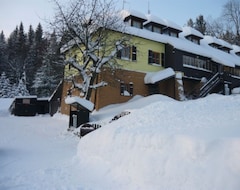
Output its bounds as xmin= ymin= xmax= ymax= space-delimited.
xmin=199 ymin=72 xmax=221 ymax=98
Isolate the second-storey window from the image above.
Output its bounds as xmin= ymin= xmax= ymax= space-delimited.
xmin=117 ymin=45 xmax=137 ymax=61
xmin=148 ymin=50 xmax=161 ymax=65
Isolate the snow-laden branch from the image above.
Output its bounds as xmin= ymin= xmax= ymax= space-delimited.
xmin=95 ymin=39 xmax=125 ymax=71
xmin=90 ymin=81 xmax=108 ymax=89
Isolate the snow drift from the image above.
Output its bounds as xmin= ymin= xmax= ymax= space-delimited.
xmin=1 ymin=94 xmax=240 ymax=190
xmin=76 ymin=94 xmax=240 ymax=190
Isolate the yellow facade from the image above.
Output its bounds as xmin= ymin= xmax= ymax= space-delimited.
xmin=63 ymin=30 xmax=166 ymax=77
xmin=116 ymin=34 xmax=165 ymax=72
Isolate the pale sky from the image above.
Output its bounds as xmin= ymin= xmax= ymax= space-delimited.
xmin=0 ymin=0 xmax=228 ymax=37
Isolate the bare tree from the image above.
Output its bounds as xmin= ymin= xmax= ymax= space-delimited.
xmin=222 ymin=0 xmax=240 ymax=43
xmin=51 ymin=0 xmax=127 ymax=101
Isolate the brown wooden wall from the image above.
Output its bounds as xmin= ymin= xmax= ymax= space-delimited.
xmin=60 ymin=69 xmax=177 ymax=115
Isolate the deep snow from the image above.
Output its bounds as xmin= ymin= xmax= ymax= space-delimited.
xmin=0 ymin=94 xmax=240 ymax=190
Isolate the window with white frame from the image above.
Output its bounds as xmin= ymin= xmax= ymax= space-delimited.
xmin=117 ymin=45 xmax=137 ymax=61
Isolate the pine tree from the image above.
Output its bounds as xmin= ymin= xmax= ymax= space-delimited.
xmin=32 ymin=31 xmax=64 ymax=97
xmin=32 ymin=63 xmax=55 ymax=97
xmin=194 ymin=15 xmax=206 ymax=34
xmin=0 ymin=72 xmax=12 ymax=98
xmin=6 ymin=24 xmax=27 ymax=84
xmin=0 ymin=31 xmax=7 ymax=74
xmin=187 ymin=19 xmax=194 ymax=27
xmin=15 ymin=74 xmax=30 ymax=96
xmin=25 ymin=25 xmax=37 ymax=93
xmin=35 ymin=23 xmax=45 ymax=68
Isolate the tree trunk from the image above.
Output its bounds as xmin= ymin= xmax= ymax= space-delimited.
xmin=85 ymin=72 xmax=98 ymax=100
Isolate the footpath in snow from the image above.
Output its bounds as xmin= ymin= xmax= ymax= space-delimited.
xmin=0 ymin=94 xmax=240 ymax=190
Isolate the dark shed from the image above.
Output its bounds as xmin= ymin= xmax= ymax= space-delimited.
xmin=13 ymin=96 xmax=38 ymax=116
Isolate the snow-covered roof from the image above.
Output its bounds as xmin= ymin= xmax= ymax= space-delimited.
xmin=202 ymin=36 xmax=232 ymax=50
xmin=144 ymin=68 xmax=175 ymax=84
xmin=232 ymin=45 xmax=240 ymax=53
xmin=163 ymin=18 xmax=182 ymax=32
xmin=65 ymin=96 xmax=94 ymax=111
xmin=125 ymin=26 xmax=168 ymax=44
xmin=218 ymin=38 xmax=233 ymax=50
xmin=144 ymin=14 xmax=166 ymax=26
xmin=15 ymin=95 xmax=37 ymax=99
xmin=203 ymin=35 xmax=222 ymax=46
xmin=181 ymin=26 xmax=204 ymax=39
xmin=120 ymin=9 xmax=147 ymax=21
xmin=61 ymin=9 xmax=240 ymax=68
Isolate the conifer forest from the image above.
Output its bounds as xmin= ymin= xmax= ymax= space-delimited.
xmin=0 ymin=22 xmax=64 ymax=98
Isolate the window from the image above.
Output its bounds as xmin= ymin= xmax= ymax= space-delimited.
xmin=148 ymin=50 xmax=161 ymax=65
xmin=153 ymin=26 xmax=161 ymax=33
xmin=117 ymin=46 xmax=137 ymax=61
xmin=230 ymin=68 xmax=240 ymax=77
xmin=132 ymin=46 xmax=137 ymax=61
xmin=183 ymin=55 xmax=210 ymax=71
xmin=192 ymin=38 xmax=199 ymax=45
xmin=121 ymin=46 xmax=131 ymax=59
xmin=170 ymin=31 xmax=178 ymax=37
xmin=120 ymin=81 xmax=133 ymax=96
xmin=186 ymin=36 xmax=200 ymax=45
xmin=132 ymin=20 xmax=142 ymax=28
xmin=22 ymin=99 xmax=30 ymax=104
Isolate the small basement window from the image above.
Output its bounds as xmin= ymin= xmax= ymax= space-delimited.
xmin=22 ymin=99 xmax=30 ymax=104
xmin=120 ymin=81 xmax=133 ymax=96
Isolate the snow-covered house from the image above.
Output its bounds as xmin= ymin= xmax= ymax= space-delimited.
xmin=60 ymin=10 xmax=180 ymax=114
xmin=60 ymin=9 xmax=240 ymax=114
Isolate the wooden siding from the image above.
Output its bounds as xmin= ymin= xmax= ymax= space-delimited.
xmin=60 ymin=68 xmax=177 ymax=114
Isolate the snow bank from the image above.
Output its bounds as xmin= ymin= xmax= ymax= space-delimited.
xmin=77 ymin=94 xmax=240 ymax=190
xmin=0 ymin=98 xmax=13 ymax=116
xmin=1 ymin=94 xmax=240 ymax=190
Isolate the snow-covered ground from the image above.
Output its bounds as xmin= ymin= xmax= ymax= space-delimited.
xmin=0 ymin=94 xmax=240 ymax=190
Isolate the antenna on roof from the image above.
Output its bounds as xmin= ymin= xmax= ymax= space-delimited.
xmin=148 ymin=0 xmax=151 ymax=14
xmin=122 ymin=0 xmax=126 ymax=9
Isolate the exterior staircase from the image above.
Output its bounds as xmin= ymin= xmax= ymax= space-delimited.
xmin=198 ymin=72 xmax=222 ymax=98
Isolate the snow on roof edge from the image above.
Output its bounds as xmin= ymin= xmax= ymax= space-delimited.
xmin=181 ymin=26 xmax=204 ymax=39
xmin=65 ymin=96 xmax=94 ymax=111
xmin=144 ymin=68 xmax=175 ymax=84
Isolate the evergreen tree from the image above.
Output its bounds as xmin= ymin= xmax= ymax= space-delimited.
xmin=0 ymin=72 xmax=12 ymax=98
xmin=46 ymin=31 xmax=64 ymax=86
xmin=32 ymin=31 xmax=64 ymax=97
xmin=6 ymin=27 xmax=19 ymax=83
xmin=194 ymin=15 xmax=206 ymax=34
xmin=187 ymin=18 xmax=194 ymax=27
xmin=15 ymin=74 xmax=30 ymax=96
xmin=25 ymin=25 xmax=37 ymax=93
xmin=35 ymin=23 xmax=45 ymax=68
xmin=17 ymin=22 xmax=27 ymax=60
xmin=27 ymin=25 xmax=35 ymax=47
xmin=2 ymin=22 xmax=64 ymax=97
xmin=32 ymin=63 xmax=55 ymax=97
xmin=6 ymin=24 xmax=28 ymax=84
xmin=0 ymin=31 xmax=7 ymax=74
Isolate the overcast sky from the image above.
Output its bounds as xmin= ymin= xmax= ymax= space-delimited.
xmin=0 ymin=0 xmax=228 ymax=37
